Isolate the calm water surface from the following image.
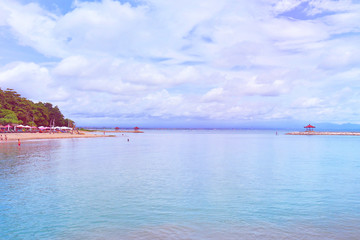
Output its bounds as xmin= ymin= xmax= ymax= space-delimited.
xmin=1 ymin=130 xmax=360 ymax=239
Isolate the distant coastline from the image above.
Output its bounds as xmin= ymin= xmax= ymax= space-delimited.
xmin=286 ymin=131 xmax=360 ymax=136
xmin=91 ymin=130 xmax=144 ymax=133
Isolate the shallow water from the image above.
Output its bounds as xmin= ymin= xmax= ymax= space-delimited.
xmin=1 ymin=130 xmax=360 ymax=239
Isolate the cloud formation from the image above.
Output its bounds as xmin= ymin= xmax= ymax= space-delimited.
xmin=0 ymin=0 xmax=360 ymax=127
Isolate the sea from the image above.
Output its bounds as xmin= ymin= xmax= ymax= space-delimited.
xmin=1 ymin=129 xmax=360 ymax=240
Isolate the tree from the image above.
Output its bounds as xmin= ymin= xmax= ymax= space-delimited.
xmin=34 ymin=102 xmax=50 ymax=126
xmin=44 ymin=104 xmax=65 ymax=126
xmin=0 ymin=109 xmax=21 ymax=125
xmin=0 ymin=88 xmax=72 ymax=126
xmin=65 ymin=118 xmax=75 ymax=128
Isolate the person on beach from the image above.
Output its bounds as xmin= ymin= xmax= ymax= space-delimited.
xmin=0 ymin=135 xmax=2 ymax=141
xmin=18 ymin=139 xmax=21 ymax=146
xmin=5 ymin=135 xmax=7 ymax=141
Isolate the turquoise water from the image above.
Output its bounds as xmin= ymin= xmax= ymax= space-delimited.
xmin=1 ymin=130 xmax=360 ymax=239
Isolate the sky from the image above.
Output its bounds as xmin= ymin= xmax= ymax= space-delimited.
xmin=1 ymin=0 xmax=360 ymax=128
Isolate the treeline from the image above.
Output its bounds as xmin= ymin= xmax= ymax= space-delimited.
xmin=0 ymin=88 xmax=74 ymax=127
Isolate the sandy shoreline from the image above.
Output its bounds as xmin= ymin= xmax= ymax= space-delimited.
xmin=286 ymin=131 xmax=360 ymax=136
xmin=0 ymin=131 xmax=110 ymax=142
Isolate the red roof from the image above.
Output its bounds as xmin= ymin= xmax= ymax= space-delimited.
xmin=304 ymin=124 xmax=315 ymax=128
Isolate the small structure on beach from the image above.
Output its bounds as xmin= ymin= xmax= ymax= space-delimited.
xmin=304 ymin=124 xmax=316 ymax=132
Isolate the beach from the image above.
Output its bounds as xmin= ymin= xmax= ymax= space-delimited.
xmin=286 ymin=131 xmax=360 ymax=136
xmin=0 ymin=131 xmax=109 ymax=141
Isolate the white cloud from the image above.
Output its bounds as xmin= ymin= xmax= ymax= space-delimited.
xmin=202 ymin=88 xmax=225 ymax=102
xmin=0 ymin=0 xmax=360 ymax=126
xmin=0 ymin=1 xmax=66 ymax=57
xmin=292 ymin=97 xmax=324 ymax=108
xmin=273 ymin=0 xmax=307 ymax=14
xmin=318 ymin=39 xmax=360 ymax=70
xmin=0 ymin=62 xmax=69 ymax=101
xmin=263 ymin=18 xmax=329 ymax=45
xmin=307 ymin=0 xmax=354 ymax=16
xmin=0 ymin=3 xmax=9 ymax=25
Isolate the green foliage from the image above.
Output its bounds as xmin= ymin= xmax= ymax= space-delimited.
xmin=0 ymin=88 xmax=73 ymax=126
xmin=28 ymin=121 xmax=36 ymax=127
xmin=0 ymin=109 xmax=21 ymax=125
xmin=79 ymin=128 xmax=95 ymax=132
xmin=43 ymin=103 xmax=65 ymax=126
xmin=65 ymin=118 xmax=75 ymax=128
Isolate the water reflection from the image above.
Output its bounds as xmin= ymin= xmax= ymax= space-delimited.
xmin=59 ymin=220 xmax=360 ymax=240
xmin=0 ymin=140 xmax=64 ymax=178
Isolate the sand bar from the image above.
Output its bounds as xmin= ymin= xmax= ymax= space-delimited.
xmin=286 ymin=132 xmax=360 ymax=136
xmin=0 ymin=131 xmax=110 ymax=142
xmin=93 ymin=130 xmax=144 ymax=133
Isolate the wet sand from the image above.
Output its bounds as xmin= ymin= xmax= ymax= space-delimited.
xmin=0 ymin=131 xmax=109 ymax=142
xmin=286 ymin=131 xmax=360 ymax=136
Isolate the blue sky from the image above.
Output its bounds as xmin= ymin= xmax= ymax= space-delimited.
xmin=1 ymin=0 xmax=360 ymax=128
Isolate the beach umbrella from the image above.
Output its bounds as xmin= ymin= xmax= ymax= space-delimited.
xmin=15 ymin=125 xmax=24 ymax=131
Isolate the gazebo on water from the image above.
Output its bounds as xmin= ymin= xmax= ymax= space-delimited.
xmin=304 ymin=124 xmax=316 ymax=132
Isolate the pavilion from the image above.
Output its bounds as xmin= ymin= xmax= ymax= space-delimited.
xmin=304 ymin=124 xmax=316 ymax=132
